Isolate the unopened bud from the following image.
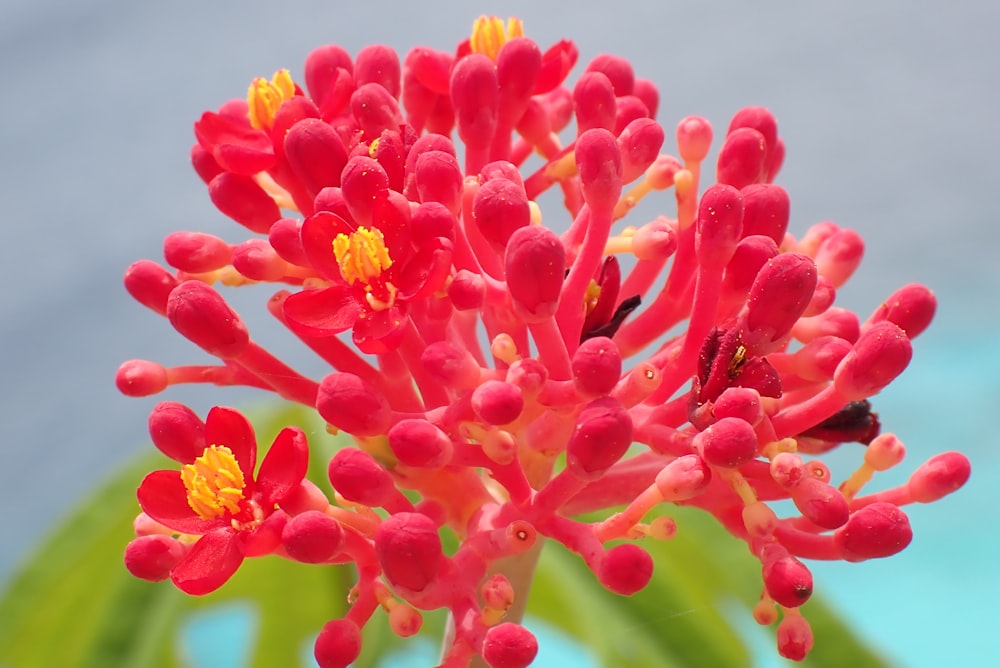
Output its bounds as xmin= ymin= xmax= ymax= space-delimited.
xmin=762 ymin=551 xmax=813 ymax=608
xmin=482 ymin=623 xmax=539 ymax=668
xmin=282 ymin=510 xmax=343 ymax=563
xmin=695 ymin=417 xmax=758 ymax=468
xmin=676 ymin=116 xmax=713 ymax=163
xmin=451 ymin=54 xmax=499 ymax=150
xmin=388 ymin=419 xmax=454 ymax=468
xmin=566 ymin=397 xmax=633 ymax=480
xmin=116 ymin=360 xmax=169 ymax=397
xmin=833 ymin=322 xmax=912 ymax=401
xmin=617 ymin=118 xmax=664 ymax=183
xmin=598 ymin=543 xmax=653 ymax=596
xmin=814 ymin=228 xmax=864 ymax=288
xmin=340 ymin=156 xmax=389 ymax=227
xmin=654 ymin=454 xmax=711 ymax=501
xmin=421 ymin=341 xmax=482 ymax=388
xmin=741 ymin=183 xmax=790 ymax=244
xmin=744 ymin=253 xmax=818 ymax=355
xmin=790 ymin=477 xmax=849 ymax=529
xmin=776 ymin=614 xmax=814 ymax=662
xmin=866 ymin=283 xmax=936 ymax=338
xmin=415 ymin=150 xmax=464 ymax=214
xmin=314 ymin=618 xmax=362 ymax=668
xmin=574 ymin=71 xmax=616 ymax=133
xmin=717 ymin=127 xmax=766 ymax=189
xmin=328 ymin=448 xmax=396 ymax=507
xmin=124 ymin=260 xmax=179 ymax=316
xmin=167 ymin=281 xmax=249 ymax=359
xmin=208 ymin=172 xmax=281 ymax=234
xmin=317 ymin=373 xmax=392 ymax=436
xmin=834 ymin=502 xmax=912 ymax=561
xmin=124 ymin=535 xmax=187 ymax=582
xmin=472 ymin=380 xmax=525 ymax=426
xmin=576 ymin=128 xmax=623 ymax=212
xmin=572 ymin=336 xmax=622 ymax=397
xmin=713 ymin=387 xmax=764 ymax=426
xmin=695 ymin=184 xmax=744 ymax=270
xmin=375 ymin=512 xmax=442 ymax=592
xmin=908 ymin=451 xmax=971 ymax=502
xmin=163 ymin=231 xmax=232 ymax=273
xmin=148 ymin=401 xmax=205 ymax=462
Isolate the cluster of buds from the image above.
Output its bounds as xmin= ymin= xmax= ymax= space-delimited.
xmin=117 ymin=16 xmax=970 ymax=666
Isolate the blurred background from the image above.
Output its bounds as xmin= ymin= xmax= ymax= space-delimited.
xmin=1 ymin=1 xmax=995 ymax=666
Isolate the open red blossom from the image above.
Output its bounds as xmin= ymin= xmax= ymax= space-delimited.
xmin=136 ymin=406 xmax=308 ymax=595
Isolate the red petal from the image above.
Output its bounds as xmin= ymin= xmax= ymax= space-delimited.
xmin=282 ymin=285 xmax=361 ymax=336
xmin=301 ymin=210 xmax=357 ymax=282
xmin=205 ymin=407 xmax=257 ymax=483
xmin=170 ymin=527 xmax=246 ymax=595
xmin=256 ymin=427 xmax=309 ymax=506
xmin=352 ymin=306 xmax=407 ymax=354
xmin=137 ymin=470 xmax=220 ymax=535
xmin=397 ymin=237 xmax=454 ymax=301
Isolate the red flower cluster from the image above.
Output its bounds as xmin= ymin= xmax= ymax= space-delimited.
xmin=119 ymin=15 xmax=969 ymax=666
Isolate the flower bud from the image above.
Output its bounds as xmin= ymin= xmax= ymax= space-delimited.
xmin=375 ymin=512 xmax=442 ymax=592
xmin=744 ymin=253 xmax=817 ymax=354
xmin=475 ymin=177 xmax=531 ymax=250
xmin=566 ymin=397 xmax=633 ymax=480
xmin=803 ymin=275 xmax=836 ymax=317
xmin=504 ymin=225 xmax=565 ymax=321
xmin=351 ymin=82 xmax=403 ymax=137
xmin=833 ymin=322 xmax=912 ymax=401
xmin=482 ymin=623 xmax=539 ymax=668
xmin=574 ymin=71 xmax=616 ymax=133
xmin=631 ymin=217 xmax=678 ymax=261
xmin=163 ymin=231 xmax=232 ymax=273
xmin=740 ymin=183 xmax=790 ymax=244
xmin=472 ymin=380 xmax=525 ymax=425
xmin=770 ymin=452 xmax=805 ymax=489
xmin=282 ymin=510 xmax=343 ymax=563
xmin=124 ymin=535 xmax=187 ymax=582
xmin=572 ymin=336 xmax=622 ymax=397
xmin=762 ymin=551 xmax=813 ymax=608
xmin=632 ymin=77 xmax=659 ymax=117
xmin=676 ymin=115 xmax=712 ymax=163
xmin=421 ymin=341 xmax=481 ymax=388
xmin=314 ymin=618 xmax=362 ymax=668
xmin=865 ymin=433 xmax=906 ymax=471
xmin=717 ymin=127 xmax=766 ymax=189
xmin=388 ymin=419 xmax=454 ymax=468
xmin=728 ymin=107 xmax=778 ymax=164
xmin=907 ymin=451 xmax=971 ymax=502
xmin=167 ymin=281 xmax=249 ymax=359
xmin=268 ymin=217 xmax=310 ymax=267
xmin=481 ymin=574 xmax=515 ymax=611
xmin=340 ymin=156 xmax=389 ymax=227
xmin=124 ymin=260 xmax=180 ymax=316
xmin=116 ymin=360 xmax=169 ymax=397
xmin=654 ymin=454 xmax=711 ymax=501
xmin=148 ymin=401 xmax=206 ymax=462
xmin=793 ymin=306 xmax=861 ymax=344
xmin=354 ymin=44 xmax=401 ymax=98
xmin=617 ymin=117 xmax=664 ymax=183
xmin=713 ymin=387 xmax=764 ymax=426
xmin=722 ymin=235 xmax=779 ymax=300
xmin=866 ymin=283 xmax=936 ymax=338
xmin=284 ymin=118 xmax=348 ymax=197
xmin=598 ymin=543 xmax=653 ymax=596
xmin=448 ymin=268 xmax=486 ymax=310
xmin=790 ymin=477 xmax=849 ymax=529
xmin=814 ymin=228 xmax=864 ymax=288
xmin=328 ymin=448 xmax=396 ymax=506
xmin=834 ymin=502 xmax=912 ymax=562
xmin=776 ymin=614 xmax=814 ymax=662
xmin=451 ymin=53 xmax=499 ymax=151
xmin=695 ymin=417 xmax=758 ymax=468
xmin=388 ymin=603 xmax=423 ymax=637
xmin=317 ymin=372 xmax=392 ymax=436
xmin=695 ymin=184 xmax=744 ymax=270
xmin=415 ymin=150 xmax=464 ymax=214
xmin=575 ymin=128 xmax=623 ymax=212
xmin=304 ymin=44 xmax=352 ymax=110
xmin=412 ymin=201 xmax=456 ymax=244
xmin=506 ymin=358 xmax=549 ymax=397
xmin=208 ymin=172 xmax=281 ymax=234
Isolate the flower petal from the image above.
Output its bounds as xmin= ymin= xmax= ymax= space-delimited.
xmin=352 ymin=306 xmax=407 ymax=354
xmin=282 ymin=285 xmax=361 ymax=336
xmin=170 ymin=527 xmax=246 ymax=595
xmin=137 ymin=470 xmax=220 ymax=535
xmin=205 ymin=406 xmax=257 ymax=483
xmin=301 ymin=210 xmax=356 ymax=282
xmin=256 ymin=427 xmax=309 ymax=506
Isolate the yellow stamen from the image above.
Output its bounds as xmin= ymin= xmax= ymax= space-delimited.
xmin=470 ymin=15 xmax=524 ymax=61
xmin=247 ymin=69 xmax=295 ymax=131
xmin=332 ymin=226 xmax=393 ymax=285
xmin=584 ymin=279 xmax=602 ymax=315
xmin=181 ymin=445 xmax=247 ymax=520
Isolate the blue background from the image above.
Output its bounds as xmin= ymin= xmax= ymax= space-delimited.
xmin=1 ymin=2 xmax=995 ymax=666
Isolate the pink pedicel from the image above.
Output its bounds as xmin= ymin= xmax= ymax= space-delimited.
xmin=119 ymin=15 xmax=969 ymax=665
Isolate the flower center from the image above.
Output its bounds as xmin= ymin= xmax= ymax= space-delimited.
xmin=470 ymin=15 xmax=524 ymax=61
xmin=181 ymin=445 xmax=247 ymax=520
xmin=247 ymin=69 xmax=295 ymax=131
xmin=333 ymin=226 xmax=394 ymax=286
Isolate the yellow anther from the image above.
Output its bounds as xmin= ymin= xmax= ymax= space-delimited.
xmin=332 ymin=226 xmax=393 ymax=285
xmin=181 ymin=445 xmax=247 ymax=520
xmin=584 ymin=279 xmax=602 ymax=315
xmin=470 ymin=15 xmax=524 ymax=61
xmin=247 ymin=69 xmax=296 ymax=131
xmin=368 ymin=137 xmax=381 ymax=159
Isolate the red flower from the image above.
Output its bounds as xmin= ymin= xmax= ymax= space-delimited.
xmin=137 ymin=406 xmax=308 ymax=595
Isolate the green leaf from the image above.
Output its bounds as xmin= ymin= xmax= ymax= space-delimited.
xmin=0 ymin=402 xmax=889 ymax=667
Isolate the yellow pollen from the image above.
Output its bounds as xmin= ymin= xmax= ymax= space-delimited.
xmin=247 ymin=69 xmax=295 ymax=131
xmin=181 ymin=445 xmax=247 ymax=520
xmin=368 ymin=137 xmax=381 ymax=159
xmin=470 ymin=15 xmax=524 ymax=61
xmin=332 ymin=226 xmax=393 ymax=285
xmin=584 ymin=279 xmax=602 ymax=315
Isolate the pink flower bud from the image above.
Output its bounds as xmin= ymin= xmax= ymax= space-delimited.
xmin=566 ymin=397 xmax=633 ymax=480
xmin=481 ymin=574 xmax=515 ymax=611
xmin=833 ymin=322 xmax=912 ymax=401
xmin=148 ymin=401 xmax=205 ymax=462
xmin=632 ymin=77 xmax=659 ymax=117
xmin=585 ymin=53 xmax=635 ymax=96
xmin=448 ymin=268 xmax=486 ymax=310
xmin=504 ymin=225 xmax=565 ymax=321
xmin=614 ymin=95 xmax=650 ymax=136
xmin=317 ymin=372 xmax=391 ymax=436
xmin=814 ymin=228 xmax=864 ymax=288
xmin=791 ymin=335 xmax=853 ymax=381
xmin=717 ymin=127 xmax=767 ymax=189
xmin=268 ymin=217 xmax=309 ymax=267
xmin=124 ymin=535 xmax=187 ymax=582
xmin=282 ymin=510 xmax=343 ymax=563
xmin=451 ymin=54 xmax=499 ymax=150
xmin=762 ymin=551 xmax=813 ymax=608
xmin=328 ymin=448 xmax=399 ymax=507
xmin=388 ymin=603 xmax=423 ymax=638
xmin=722 ymin=235 xmax=779 ymax=298
xmin=415 ymin=150 xmax=464 ymax=214
xmin=208 ymin=172 xmax=281 ymax=234
xmin=727 ymin=106 xmax=778 ymax=165
xmin=631 ymin=217 xmax=678 ymax=261
xmin=421 ymin=341 xmax=482 ymax=388
xmin=654 ymin=454 xmax=711 ymax=501
xmin=411 ymin=201 xmax=456 ymax=245
xmin=676 ymin=116 xmax=713 ymax=163
xmin=167 ymin=281 xmax=249 ymax=358
xmin=572 ymin=336 xmax=622 ymax=397
xmin=617 ymin=117 xmax=665 ymax=183
xmin=791 ymin=477 xmax=849 ymax=529
xmin=866 ymin=283 xmax=936 ymax=338
xmin=907 ymin=451 xmax=971 ymax=502
xmin=575 ymin=128 xmax=623 ymax=212
xmin=865 ymin=433 xmax=906 ymax=471
xmin=314 ymin=618 xmax=362 ymax=668
xmin=740 ymin=183 xmax=790 ymax=244
xmin=354 ymin=44 xmax=401 ymax=98
xmin=497 ymin=38 xmax=541 ymax=117
xmin=793 ymin=307 xmax=861 ymax=344
xmin=340 ymin=156 xmax=389 ymax=227
xmin=695 ymin=416 xmax=758 ymax=468
xmin=482 ymin=623 xmax=539 ymax=668
xmin=506 ymin=358 xmax=549 ymax=396
xmin=231 ymin=238 xmax=285 ymax=281
xmin=472 ymin=380 xmax=525 ymax=425
xmin=713 ymin=387 xmax=763 ymax=426
xmin=388 ymin=419 xmax=454 ymax=468
xmin=374 ymin=512 xmax=442 ymax=592
xmin=744 ymin=253 xmax=818 ymax=354
xmin=598 ymin=543 xmax=653 ymax=596
xmin=777 ymin=614 xmax=814 ymax=662
xmin=116 ymin=360 xmax=169 ymax=397
xmin=770 ymin=452 xmax=805 ymax=489
xmin=124 ymin=260 xmax=179 ymax=316
xmin=803 ymin=275 xmax=836 ymax=317
xmin=351 ymin=82 xmax=403 ymax=138
xmin=284 ymin=118 xmax=348 ymax=197
xmin=475 ymin=177 xmax=531 ymax=249
xmin=573 ymin=71 xmax=616 ymax=133
xmin=304 ymin=44 xmax=353 ymax=110
xmin=834 ymin=502 xmax=912 ymax=562
xmin=695 ymin=184 xmax=744 ymax=270
xmin=163 ymin=231 xmax=232 ymax=273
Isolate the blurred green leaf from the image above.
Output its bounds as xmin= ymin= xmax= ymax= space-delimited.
xmin=0 ymin=403 xmax=889 ymax=667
